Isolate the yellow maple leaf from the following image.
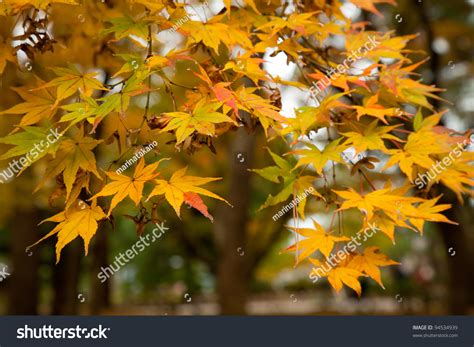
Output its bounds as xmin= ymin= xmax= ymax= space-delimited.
xmin=36 ymin=66 xmax=107 ymax=106
xmin=224 ymin=57 xmax=270 ymax=85
xmin=291 ymin=139 xmax=347 ymax=175
xmin=42 ymin=133 xmax=102 ymax=199
xmin=92 ymin=158 xmax=162 ymax=216
xmin=353 ymin=93 xmax=405 ymax=124
xmin=334 ymin=187 xmax=417 ymax=220
xmin=234 ymin=87 xmax=287 ymax=135
xmin=1 ymin=0 xmax=78 ymax=14
xmin=310 ymin=258 xmax=364 ymax=296
xmin=347 ymin=246 xmax=398 ymax=288
xmin=0 ymin=40 xmax=15 ymax=73
xmin=257 ymin=12 xmax=322 ymax=37
xmin=130 ymin=0 xmax=165 ymax=13
xmin=160 ymin=101 xmax=236 ymax=144
xmin=403 ymin=196 xmax=457 ymax=234
xmin=284 ymin=219 xmax=350 ymax=264
xmin=0 ymin=81 xmax=58 ymax=126
xmin=368 ymin=213 xmax=398 ymax=243
xmin=147 ymin=167 xmax=230 ymax=217
xmin=341 ymin=120 xmax=402 ymax=154
xmin=349 ymin=0 xmax=396 ymax=17
xmin=181 ymin=20 xmax=252 ymax=53
xmin=383 ymin=130 xmax=450 ymax=179
xmin=223 ymin=0 xmax=260 ymax=14
xmin=282 ymin=92 xmax=350 ymax=143
xmin=30 ymin=200 xmax=106 ymax=263
xmin=423 ymin=151 xmax=474 ymax=202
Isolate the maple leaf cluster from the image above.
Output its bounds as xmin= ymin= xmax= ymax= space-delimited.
xmin=0 ymin=0 xmax=471 ymax=296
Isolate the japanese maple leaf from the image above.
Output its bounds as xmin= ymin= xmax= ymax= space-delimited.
xmin=0 ymin=126 xmax=62 ymax=166
xmin=181 ymin=21 xmax=252 ymax=53
xmin=257 ymin=12 xmax=322 ymax=36
xmin=251 ymin=149 xmax=321 ymax=219
xmin=234 ymin=87 xmax=287 ymax=135
xmin=284 ymin=219 xmax=350 ymax=264
xmin=5 ymin=0 xmax=77 ymax=13
xmin=310 ymin=258 xmax=364 ymax=296
xmin=402 ymin=196 xmax=457 ymax=233
xmin=192 ymin=66 xmax=239 ymax=116
xmin=212 ymin=83 xmax=239 ymax=116
xmin=92 ymin=158 xmax=162 ymax=216
xmin=35 ymin=66 xmax=107 ymax=106
xmin=368 ymin=212 xmax=399 ymax=243
xmin=59 ymin=97 xmax=100 ymax=130
xmin=349 ymin=0 xmax=396 ymax=17
xmin=224 ymin=57 xmax=269 ymax=85
xmin=160 ymin=101 xmax=236 ymax=144
xmin=399 ymin=78 xmax=445 ymax=110
xmin=146 ymin=55 xmax=170 ymax=70
xmin=352 ymin=93 xmax=405 ymax=124
xmin=379 ymin=61 xmax=445 ymax=109
xmin=0 ymin=81 xmax=58 ymax=126
xmin=30 ymin=201 xmax=106 ymax=263
xmin=184 ymin=192 xmax=214 ymax=221
xmin=383 ymin=129 xmax=450 ymax=179
xmin=42 ymin=133 xmax=102 ymax=199
xmin=334 ymin=188 xmax=416 ymax=220
xmin=0 ymin=40 xmax=15 ymax=74
xmin=147 ymin=167 xmax=230 ymax=217
xmin=291 ymin=139 xmax=347 ymax=175
xmin=102 ymin=16 xmax=151 ymax=41
xmin=282 ymin=92 xmax=351 ymax=144
xmin=223 ymin=0 xmax=260 ymax=14
xmin=341 ymin=120 xmax=402 ymax=154
xmin=347 ymin=247 xmax=399 ymax=288
xmin=436 ymin=161 xmax=474 ymax=202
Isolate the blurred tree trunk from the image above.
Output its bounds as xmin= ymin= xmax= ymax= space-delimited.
xmin=213 ymin=129 xmax=255 ymax=314
xmin=411 ymin=0 xmax=474 ymax=313
xmin=51 ymin=241 xmax=81 ymax=314
xmin=89 ymin=225 xmax=110 ymax=314
xmin=438 ymin=198 xmax=474 ymax=314
xmin=88 ymin=79 xmax=111 ymax=314
xmin=7 ymin=208 xmax=41 ymax=314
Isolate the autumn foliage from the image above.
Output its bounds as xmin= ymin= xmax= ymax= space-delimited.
xmin=0 ymin=0 xmax=472 ymax=297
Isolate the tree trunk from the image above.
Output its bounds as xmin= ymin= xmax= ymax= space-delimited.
xmin=438 ymin=196 xmax=474 ymax=314
xmin=213 ymin=129 xmax=255 ymax=315
xmin=51 ymin=240 xmax=82 ymax=314
xmin=7 ymin=208 xmax=41 ymax=314
xmin=89 ymin=224 xmax=110 ymax=314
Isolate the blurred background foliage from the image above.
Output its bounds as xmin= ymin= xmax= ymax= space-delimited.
xmin=0 ymin=0 xmax=472 ymax=315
